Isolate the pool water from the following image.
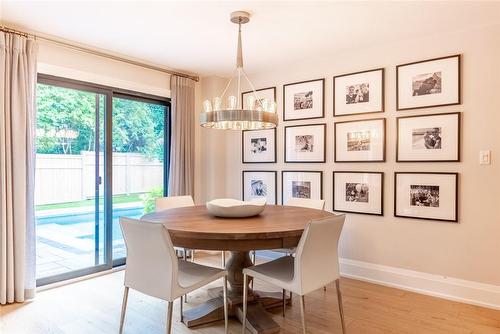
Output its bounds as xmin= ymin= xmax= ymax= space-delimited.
xmin=36 ymin=206 xmax=144 ymax=241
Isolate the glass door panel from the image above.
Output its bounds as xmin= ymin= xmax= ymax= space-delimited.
xmin=111 ymin=96 xmax=167 ymax=260
xmin=35 ymin=83 xmax=106 ymax=283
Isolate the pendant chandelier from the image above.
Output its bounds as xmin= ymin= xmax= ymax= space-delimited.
xmin=200 ymin=11 xmax=279 ymax=130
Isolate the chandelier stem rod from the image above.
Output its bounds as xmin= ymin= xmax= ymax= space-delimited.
xmin=236 ymin=21 xmax=243 ymax=69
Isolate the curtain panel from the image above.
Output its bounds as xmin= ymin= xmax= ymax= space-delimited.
xmin=0 ymin=32 xmax=38 ymax=304
xmin=168 ymin=75 xmax=195 ymax=197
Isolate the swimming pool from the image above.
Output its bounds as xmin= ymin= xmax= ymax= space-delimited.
xmin=36 ymin=206 xmax=144 ymax=241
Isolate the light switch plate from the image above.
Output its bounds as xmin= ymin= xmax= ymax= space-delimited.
xmin=480 ymin=150 xmax=491 ymax=165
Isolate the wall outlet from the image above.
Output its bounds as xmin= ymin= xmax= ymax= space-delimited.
xmin=479 ymin=150 xmax=491 ymax=165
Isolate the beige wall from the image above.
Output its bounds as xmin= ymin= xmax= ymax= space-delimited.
xmin=200 ymin=23 xmax=500 ymax=286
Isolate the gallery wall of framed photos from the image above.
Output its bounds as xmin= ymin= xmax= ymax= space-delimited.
xmin=238 ymin=54 xmax=462 ymax=221
xmin=220 ymin=23 xmax=500 ymax=290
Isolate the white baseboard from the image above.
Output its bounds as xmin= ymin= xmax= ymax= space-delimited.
xmin=340 ymin=258 xmax=500 ymax=310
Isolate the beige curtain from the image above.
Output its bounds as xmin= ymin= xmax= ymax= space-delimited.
xmin=0 ymin=32 xmax=38 ymax=304
xmin=168 ymin=75 xmax=195 ymax=197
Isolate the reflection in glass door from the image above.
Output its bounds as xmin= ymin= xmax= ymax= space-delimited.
xmin=35 ymin=82 xmax=106 ymax=285
xmin=111 ymin=95 xmax=168 ymax=261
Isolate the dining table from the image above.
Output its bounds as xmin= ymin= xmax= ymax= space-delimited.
xmin=141 ymin=204 xmax=335 ymax=334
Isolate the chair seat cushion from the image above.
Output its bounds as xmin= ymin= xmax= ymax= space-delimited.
xmin=178 ymin=260 xmax=226 ymax=291
xmin=243 ymin=256 xmax=295 ymax=291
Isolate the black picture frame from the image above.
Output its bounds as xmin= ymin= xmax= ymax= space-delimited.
xmin=283 ymin=78 xmax=325 ymax=121
xmin=284 ymin=123 xmax=326 ymax=163
xmin=396 ymin=54 xmax=461 ymax=111
xmin=281 ymin=170 xmax=323 ymax=205
xmin=334 ymin=118 xmax=386 ymax=163
xmin=333 ymin=68 xmax=385 ymax=117
xmin=333 ymin=171 xmax=384 ymax=216
xmin=241 ymin=86 xmax=277 ymax=110
xmin=241 ymin=128 xmax=277 ymax=164
xmin=394 ymin=172 xmax=459 ymax=222
xmin=242 ymin=170 xmax=278 ymax=205
xmin=396 ymin=112 xmax=461 ymax=162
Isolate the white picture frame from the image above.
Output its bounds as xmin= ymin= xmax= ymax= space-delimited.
xmin=397 ymin=112 xmax=460 ymax=162
xmin=394 ymin=172 xmax=458 ymax=222
xmin=397 ymin=55 xmax=461 ymax=110
xmin=283 ymin=78 xmax=325 ymax=121
xmin=281 ymin=171 xmax=323 ymax=205
xmin=333 ymin=68 xmax=384 ymax=116
xmin=285 ymin=124 xmax=326 ymax=163
xmin=333 ymin=171 xmax=384 ymax=216
xmin=242 ymin=128 xmax=276 ymax=163
xmin=334 ymin=118 xmax=385 ymax=162
xmin=242 ymin=171 xmax=277 ymax=205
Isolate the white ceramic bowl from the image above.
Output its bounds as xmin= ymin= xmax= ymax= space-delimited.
xmin=206 ymin=198 xmax=266 ymax=218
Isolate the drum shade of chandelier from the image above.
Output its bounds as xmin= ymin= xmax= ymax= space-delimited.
xmin=200 ymin=11 xmax=279 ymax=130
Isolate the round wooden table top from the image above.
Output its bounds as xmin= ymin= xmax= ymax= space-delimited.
xmin=141 ymin=205 xmax=335 ymax=251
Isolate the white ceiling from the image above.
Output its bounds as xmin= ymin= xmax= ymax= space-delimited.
xmin=1 ymin=1 xmax=499 ymax=77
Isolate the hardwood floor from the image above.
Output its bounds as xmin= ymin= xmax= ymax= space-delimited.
xmin=1 ymin=253 xmax=499 ymax=334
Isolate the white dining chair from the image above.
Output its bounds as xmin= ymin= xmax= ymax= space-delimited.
xmin=155 ymin=196 xmax=195 ymax=261
xmin=242 ymin=214 xmax=346 ymax=334
xmin=118 ymin=217 xmax=228 ymax=334
xmin=155 ymin=196 xmax=227 ymax=268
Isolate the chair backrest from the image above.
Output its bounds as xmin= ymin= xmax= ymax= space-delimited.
xmin=287 ymin=198 xmax=325 ymax=210
xmin=119 ymin=217 xmax=178 ymax=301
xmin=293 ymin=214 xmax=345 ymax=295
xmin=155 ymin=195 xmax=194 ymax=212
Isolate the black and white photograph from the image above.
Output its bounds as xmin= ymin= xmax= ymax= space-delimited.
xmin=283 ymin=79 xmax=324 ymax=120
xmin=412 ymin=72 xmax=442 ymax=96
xmin=242 ymin=128 xmax=276 ymax=163
xmin=292 ymin=181 xmax=311 ymax=198
xmin=334 ymin=68 xmax=384 ymax=116
xmin=410 ymin=185 xmax=439 ymax=207
xmin=282 ymin=171 xmax=322 ymax=205
xmin=285 ymin=124 xmax=326 ymax=162
xmin=250 ymin=137 xmax=267 ymax=153
xmin=397 ymin=112 xmax=460 ymax=162
xmin=397 ymin=55 xmax=461 ymax=110
xmin=242 ymin=171 xmax=277 ymax=204
xmin=346 ymin=183 xmax=369 ymax=202
xmin=335 ymin=119 xmax=385 ymax=162
xmin=294 ymin=91 xmax=313 ymax=110
xmin=347 ymin=131 xmax=371 ymax=151
xmin=346 ymin=83 xmax=369 ymax=104
xmin=241 ymin=87 xmax=276 ymax=110
xmin=251 ymin=180 xmax=267 ymax=197
xmin=295 ymin=135 xmax=314 ymax=152
xmin=395 ymin=172 xmax=458 ymax=222
xmin=333 ymin=172 xmax=383 ymax=215
xmin=412 ymin=127 xmax=442 ymax=150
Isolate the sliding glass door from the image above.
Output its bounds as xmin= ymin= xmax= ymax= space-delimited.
xmin=111 ymin=95 xmax=168 ymax=262
xmin=35 ymin=81 xmax=107 ymax=285
xmin=35 ymin=75 xmax=169 ymax=285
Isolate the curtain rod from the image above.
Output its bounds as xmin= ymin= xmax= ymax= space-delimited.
xmin=0 ymin=25 xmax=200 ymax=82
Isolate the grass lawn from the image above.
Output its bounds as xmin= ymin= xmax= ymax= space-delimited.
xmin=36 ymin=193 xmax=144 ymax=211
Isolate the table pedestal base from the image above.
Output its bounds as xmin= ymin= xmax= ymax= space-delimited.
xmin=182 ymin=287 xmax=291 ymax=333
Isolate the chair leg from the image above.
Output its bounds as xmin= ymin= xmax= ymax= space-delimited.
xmin=299 ymin=294 xmax=307 ymax=334
xmin=191 ymin=249 xmax=195 ymax=262
xmin=166 ymin=301 xmax=173 ymax=334
xmin=252 ymin=250 xmax=256 ymax=264
xmin=223 ymin=276 xmax=229 ymax=334
xmin=282 ymin=289 xmax=286 ymax=317
xmin=180 ymin=296 xmax=183 ymax=322
xmin=242 ymin=273 xmax=248 ymax=334
xmin=221 ymin=251 xmax=226 ymax=268
xmin=183 ymin=250 xmax=188 ymax=302
xmin=336 ymin=279 xmax=347 ymax=334
xmin=119 ymin=286 xmax=129 ymax=334
xmin=324 ymin=286 xmax=327 ymax=292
